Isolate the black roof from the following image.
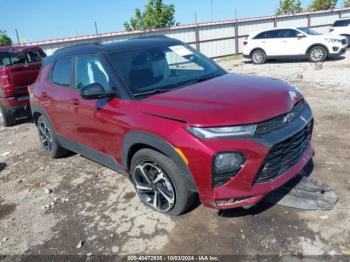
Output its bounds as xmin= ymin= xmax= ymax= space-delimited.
xmin=51 ymin=35 xmax=182 ymax=59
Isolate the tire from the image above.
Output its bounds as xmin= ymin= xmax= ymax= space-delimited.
xmin=251 ymin=49 xmax=266 ymax=64
xmin=37 ymin=115 xmax=68 ymax=158
xmin=130 ymin=148 xmax=195 ymax=216
xmin=344 ymin=35 xmax=350 ymax=48
xmin=308 ymin=46 xmax=327 ymax=63
xmin=0 ymin=105 xmax=16 ymax=127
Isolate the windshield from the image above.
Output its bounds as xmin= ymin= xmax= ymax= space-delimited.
xmin=107 ymin=43 xmax=226 ymax=98
xmin=297 ymin=27 xmax=321 ymax=35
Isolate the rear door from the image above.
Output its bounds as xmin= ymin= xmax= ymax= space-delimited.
xmin=44 ymin=56 xmax=81 ymax=140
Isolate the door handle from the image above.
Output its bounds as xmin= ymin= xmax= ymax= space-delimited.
xmin=41 ymin=92 xmax=48 ymax=98
xmin=282 ymin=41 xmax=288 ymax=43
xmin=70 ymin=98 xmax=80 ymax=106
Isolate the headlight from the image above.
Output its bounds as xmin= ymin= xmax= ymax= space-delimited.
xmin=213 ymin=152 xmax=245 ymax=187
xmin=187 ymin=125 xmax=257 ymax=139
xmin=325 ymin=38 xmax=339 ymax=43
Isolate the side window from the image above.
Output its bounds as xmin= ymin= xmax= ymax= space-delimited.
xmin=254 ymin=32 xmax=267 ymax=39
xmin=75 ymin=55 xmax=110 ymax=91
xmin=26 ymin=51 xmax=42 ymax=63
xmin=51 ymin=57 xmax=73 ymax=87
xmin=265 ymin=30 xmax=279 ymax=39
xmin=275 ymin=29 xmax=298 ymax=38
xmin=333 ymin=19 xmax=350 ymax=27
xmin=11 ymin=52 xmax=27 ymax=65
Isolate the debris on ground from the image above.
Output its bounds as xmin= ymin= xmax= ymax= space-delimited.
xmin=264 ymin=175 xmax=338 ymax=210
xmin=76 ymin=240 xmax=85 ymax=249
xmin=44 ymin=188 xmax=53 ymax=194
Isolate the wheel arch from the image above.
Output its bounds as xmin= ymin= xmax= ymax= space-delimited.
xmin=306 ymin=44 xmax=329 ymax=56
xmin=249 ymin=48 xmax=266 ymax=57
xmin=122 ymin=131 xmax=198 ymax=192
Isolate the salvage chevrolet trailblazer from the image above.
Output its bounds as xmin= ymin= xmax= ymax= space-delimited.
xmin=29 ymin=36 xmax=314 ymax=215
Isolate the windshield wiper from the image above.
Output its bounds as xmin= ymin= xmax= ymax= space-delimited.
xmin=133 ymin=88 xmax=172 ymax=97
xmin=181 ymin=73 xmax=225 ymax=87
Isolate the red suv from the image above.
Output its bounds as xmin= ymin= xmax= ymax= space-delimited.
xmin=29 ymin=37 xmax=314 ymax=215
xmin=0 ymin=46 xmax=46 ymax=126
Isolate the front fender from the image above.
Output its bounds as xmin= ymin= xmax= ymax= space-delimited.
xmin=122 ymin=130 xmax=198 ymax=192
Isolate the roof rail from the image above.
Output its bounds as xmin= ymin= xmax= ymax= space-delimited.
xmin=54 ymin=42 xmax=101 ymax=54
xmin=129 ymin=35 xmax=170 ymax=40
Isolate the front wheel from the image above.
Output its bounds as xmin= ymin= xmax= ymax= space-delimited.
xmin=344 ymin=35 xmax=350 ymax=48
xmin=130 ymin=149 xmax=195 ymax=216
xmin=251 ymin=50 xmax=266 ymax=64
xmin=308 ymin=46 xmax=327 ymax=63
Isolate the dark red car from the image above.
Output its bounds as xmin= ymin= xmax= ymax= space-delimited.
xmin=29 ymin=37 xmax=314 ymax=215
xmin=0 ymin=46 xmax=46 ymax=126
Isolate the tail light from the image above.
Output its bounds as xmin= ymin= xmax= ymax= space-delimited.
xmin=243 ymin=41 xmax=248 ymax=46
xmin=0 ymin=68 xmax=14 ymax=97
xmin=329 ymin=28 xmax=334 ymax=32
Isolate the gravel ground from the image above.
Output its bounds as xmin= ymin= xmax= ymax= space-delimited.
xmin=0 ymin=53 xmax=349 ymax=259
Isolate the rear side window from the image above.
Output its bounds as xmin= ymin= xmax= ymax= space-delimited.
xmin=254 ymin=30 xmax=279 ymax=39
xmin=26 ymin=50 xmax=43 ymax=63
xmin=333 ymin=19 xmax=350 ymax=27
xmin=51 ymin=57 xmax=73 ymax=87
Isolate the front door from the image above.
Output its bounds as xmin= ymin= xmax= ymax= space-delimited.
xmin=72 ymin=54 xmax=124 ymax=157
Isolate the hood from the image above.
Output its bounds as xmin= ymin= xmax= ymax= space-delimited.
xmin=136 ymin=73 xmax=303 ymax=126
xmin=312 ymin=34 xmax=345 ymax=41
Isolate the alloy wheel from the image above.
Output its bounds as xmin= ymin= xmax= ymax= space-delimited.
xmin=310 ymin=48 xmax=324 ymax=62
xmin=133 ymin=162 xmax=175 ymax=212
xmin=39 ymin=121 xmax=53 ymax=152
xmin=252 ymin=51 xmax=263 ymax=64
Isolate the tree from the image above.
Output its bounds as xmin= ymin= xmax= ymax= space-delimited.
xmin=309 ymin=0 xmax=337 ymax=11
xmin=345 ymin=0 xmax=350 ymax=7
xmin=0 ymin=30 xmax=12 ymax=46
xmin=276 ymin=0 xmax=303 ymax=15
xmin=124 ymin=0 xmax=176 ymax=31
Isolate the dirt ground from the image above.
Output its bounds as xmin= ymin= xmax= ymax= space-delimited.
xmin=0 ymin=52 xmax=350 ymax=260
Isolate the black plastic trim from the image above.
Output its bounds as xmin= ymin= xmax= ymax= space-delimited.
xmin=56 ymin=135 xmax=128 ymax=176
xmin=122 ymin=131 xmax=198 ymax=192
xmin=211 ymin=151 xmax=245 ymax=188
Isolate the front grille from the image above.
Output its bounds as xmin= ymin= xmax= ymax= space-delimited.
xmin=254 ymin=121 xmax=313 ymax=184
xmin=255 ymin=100 xmax=305 ymax=135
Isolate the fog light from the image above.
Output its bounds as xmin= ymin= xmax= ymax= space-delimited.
xmin=214 ymin=152 xmax=244 ymax=175
xmin=213 ymin=152 xmax=245 ymax=187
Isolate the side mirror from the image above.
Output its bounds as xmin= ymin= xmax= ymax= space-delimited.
xmin=80 ymin=83 xmax=116 ymax=100
xmin=297 ymin=33 xmax=305 ymax=38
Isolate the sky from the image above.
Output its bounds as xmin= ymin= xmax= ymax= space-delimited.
xmin=0 ymin=0 xmax=345 ymax=43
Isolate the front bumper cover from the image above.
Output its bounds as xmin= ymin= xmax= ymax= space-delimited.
xmin=185 ymin=101 xmax=314 ymax=209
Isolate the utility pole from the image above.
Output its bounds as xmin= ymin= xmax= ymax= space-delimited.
xmin=15 ymin=29 xmax=20 ymax=45
xmin=94 ymin=21 xmax=99 ymax=41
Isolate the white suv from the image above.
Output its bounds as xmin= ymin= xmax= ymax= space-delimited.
xmin=329 ymin=18 xmax=350 ymax=47
xmin=242 ymin=27 xmax=347 ymax=64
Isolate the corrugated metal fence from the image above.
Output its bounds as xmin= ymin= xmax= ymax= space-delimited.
xmin=25 ymin=8 xmax=350 ymax=57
